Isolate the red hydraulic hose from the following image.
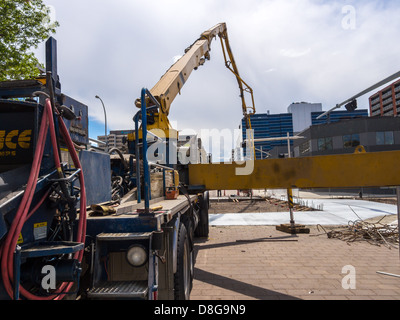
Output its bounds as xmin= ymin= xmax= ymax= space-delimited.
xmin=1 ymin=101 xmax=50 ymax=299
xmin=59 ymin=115 xmax=87 ymax=258
xmin=0 ymin=99 xmax=87 ymax=300
xmin=26 ymin=189 xmax=52 ymax=222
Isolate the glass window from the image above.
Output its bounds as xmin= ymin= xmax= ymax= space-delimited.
xmin=376 ymin=131 xmax=394 ymax=145
xmin=317 ymin=139 xmax=324 ymax=151
xmin=318 ymin=137 xmax=333 ymax=151
xmin=376 ymin=132 xmax=385 ymax=145
xmin=351 ymin=134 xmax=360 ymax=147
xmin=385 ymin=131 xmax=394 ymax=145
xmin=343 ymin=134 xmax=360 ymax=148
xmin=343 ymin=135 xmax=352 ymax=148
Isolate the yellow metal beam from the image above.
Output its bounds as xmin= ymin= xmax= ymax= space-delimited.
xmin=188 ymin=151 xmax=400 ymax=190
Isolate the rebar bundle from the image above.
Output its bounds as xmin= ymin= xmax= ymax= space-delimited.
xmin=315 ymin=216 xmax=399 ymax=249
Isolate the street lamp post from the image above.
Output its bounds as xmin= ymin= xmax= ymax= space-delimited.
xmin=95 ymin=95 xmax=108 ymax=152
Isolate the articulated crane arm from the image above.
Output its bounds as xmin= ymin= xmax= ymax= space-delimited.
xmin=134 ymin=23 xmax=256 ymax=139
xmin=218 ymin=27 xmax=256 ymax=130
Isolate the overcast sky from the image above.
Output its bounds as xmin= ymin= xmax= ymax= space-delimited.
xmin=36 ymin=0 xmax=400 ymax=159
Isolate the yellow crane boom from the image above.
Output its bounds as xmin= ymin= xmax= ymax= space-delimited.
xmin=134 ymin=23 xmax=256 ymax=139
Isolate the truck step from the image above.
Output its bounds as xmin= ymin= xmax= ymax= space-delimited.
xmin=20 ymin=241 xmax=84 ymax=258
xmin=87 ymin=281 xmax=148 ymax=299
xmin=96 ymin=232 xmax=152 ymax=241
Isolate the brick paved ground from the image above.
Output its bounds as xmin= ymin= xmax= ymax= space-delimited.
xmin=191 ymin=225 xmax=400 ymax=300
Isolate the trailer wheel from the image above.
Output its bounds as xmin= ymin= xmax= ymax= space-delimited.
xmin=181 ymin=215 xmax=195 ymax=290
xmin=174 ymin=223 xmax=191 ymax=300
xmin=195 ymin=191 xmax=209 ymax=238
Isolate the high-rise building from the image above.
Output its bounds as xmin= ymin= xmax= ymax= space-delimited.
xmin=288 ymin=102 xmax=322 ymax=134
xmin=98 ymin=130 xmax=133 ymax=152
xmin=242 ymin=113 xmax=293 ymax=160
xmin=369 ymin=79 xmax=400 ymax=117
xmin=311 ymin=109 xmax=369 ymax=126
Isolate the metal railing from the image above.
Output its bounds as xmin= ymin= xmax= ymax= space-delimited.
xmin=134 ymin=88 xmax=163 ymax=214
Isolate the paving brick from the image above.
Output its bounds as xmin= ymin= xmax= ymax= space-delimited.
xmin=347 ymin=296 xmax=374 ymax=300
xmin=191 ymin=225 xmax=400 ymax=300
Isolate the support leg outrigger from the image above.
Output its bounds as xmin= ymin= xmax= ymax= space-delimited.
xmin=276 ymin=188 xmax=310 ymax=235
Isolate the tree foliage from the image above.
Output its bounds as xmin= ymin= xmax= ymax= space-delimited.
xmin=0 ymin=0 xmax=59 ymax=81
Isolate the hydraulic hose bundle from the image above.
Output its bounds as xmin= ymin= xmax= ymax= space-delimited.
xmin=0 ymin=98 xmax=87 ymax=300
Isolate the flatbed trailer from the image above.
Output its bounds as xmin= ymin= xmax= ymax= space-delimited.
xmin=0 ymin=37 xmax=209 ymax=300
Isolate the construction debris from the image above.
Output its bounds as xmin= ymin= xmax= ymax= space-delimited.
xmin=313 ymin=216 xmax=399 ymax=249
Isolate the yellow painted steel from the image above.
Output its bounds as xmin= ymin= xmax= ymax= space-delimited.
xmin=218 ymin=28 xmax=256 ymax=120
xmin=134 ymin=24 xmax=226 ymax=139
xmin=133 ymin=23 xmax=256 ymax=144
xmin=188 ymin=150 xmax=400 ymax=190
xmin=35 ymin=77 xmax=46 ymax=85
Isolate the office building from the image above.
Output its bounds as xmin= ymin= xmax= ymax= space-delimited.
xmin=241 ymin=102 xmax=369 ymax=159
xmin=288 ymin=102 xmax=322 ymax=134
xmin=98 ymin=130 xmax=133 ymax=152
xmin=311 ymin=109 xmax=369 ymax=126
xmin=369 ymin=79 xmax=400 ymax=117
xmin=242 ymin=113 xmax=293 ymax=160
xmin=293 ymin=116 xmax=400 ymax=158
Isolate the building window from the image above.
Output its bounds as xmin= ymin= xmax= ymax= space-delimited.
xmin=376 ymin=131 xmax=394 ymax=145
xmin=317 ymin=137 xmax=333 ymax=151
xmin=343 ymin=134 xmax=360 ymax=148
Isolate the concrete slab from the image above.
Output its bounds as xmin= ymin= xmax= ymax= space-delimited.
xmin=209 ymin=198 xmax=398 ymax=226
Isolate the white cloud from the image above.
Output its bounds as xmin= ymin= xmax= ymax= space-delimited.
xmin=280 ymin=48 xmax=312 ymax=58
xmin=36 ymin=0 xmax=400 ymax=157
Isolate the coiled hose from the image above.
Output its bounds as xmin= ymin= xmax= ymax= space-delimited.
xmin=0 ymin=99 xmax=87 ymax=300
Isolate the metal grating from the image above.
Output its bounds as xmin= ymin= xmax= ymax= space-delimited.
xmin=88 ymin=281 xmax=148 ymax=299
xmin=97 ymin=232 xmax=152 ymax=241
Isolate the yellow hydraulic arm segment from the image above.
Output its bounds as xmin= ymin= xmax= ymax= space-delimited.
xmin=134 ymin=23 xmax=256 ymax=139
xmin=188 ymin=150 xmax=400 ymax=190
xmin=218 ymin=28 xmax=256 ymax=130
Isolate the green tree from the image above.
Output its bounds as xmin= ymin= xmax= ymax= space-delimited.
xmin=0 ymin=0 xmax=59 ymax=81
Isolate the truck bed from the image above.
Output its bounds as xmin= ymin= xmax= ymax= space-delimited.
xmin=115 ymin=195 xmax=197 ymax=217
xmin=85 ymin=195 xmax=198 ymax=237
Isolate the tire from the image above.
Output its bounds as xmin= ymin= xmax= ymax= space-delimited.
xmin=174 ymin=223 xmax=191 ymax=300
xmin=195 ymin=191 xmax=209 ymax=238
xmin=181 ymin=215 xmax=195 ymax=290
